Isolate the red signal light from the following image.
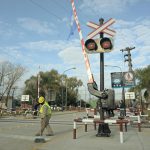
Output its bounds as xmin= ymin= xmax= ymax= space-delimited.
xmin=85 ymin=39 xmax=97 ymax=51
xmin=100 ymin=37 xmax=112 ymax=49
xmin=85 ymin=38 xmax=113 ymax=53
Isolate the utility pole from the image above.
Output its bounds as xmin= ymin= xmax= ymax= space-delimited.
xmin=120 ymin=47 xmax=135 ymax=117
xmin=120 ymin=47 xmax=135 ymax=72
xmin=37 ymin=66 xmax=41 ymax=99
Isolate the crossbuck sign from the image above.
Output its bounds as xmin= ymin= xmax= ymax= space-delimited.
xmin=87 ymin=18 xmax=116 ymax=39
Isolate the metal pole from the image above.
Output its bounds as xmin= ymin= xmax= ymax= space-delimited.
xmin=37 ymin=66 xmax=40 ymax=99
xmin=65 ymin=82 xmax=68 ymax=110
xmin=62 ymin=67 xmax=76 ymax=111
xmin=37 ymin=74 xmax=40 ymax=98
xmin=83 ymin=84 xmax=86 ymax=108
xmin=99 ymin=18 xmax=104 ymax=120
xmin=61 ymin=82 xmax=64 ymax=111
xmin=96 ymin=18 xmax=111 ymax=137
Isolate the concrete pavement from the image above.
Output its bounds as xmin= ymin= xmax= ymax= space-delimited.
xmin=33 ymin=123 xmax=150 ymax=150
xmin=0 ymin=111 xmax=150 ymax=150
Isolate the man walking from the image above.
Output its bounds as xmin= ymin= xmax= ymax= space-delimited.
xmin=35 ymin=96 xmax=54 ymax=136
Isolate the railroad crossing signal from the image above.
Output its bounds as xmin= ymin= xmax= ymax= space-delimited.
xmin=87 ymin=18 xmax=116 ymax=39
xmin=85 ymin=37 xmax=113 ymax=53
xmin=85 ymin=18 xmax=115 ymax=54
xmin=87 ymin=20 xmax=116 ymax=38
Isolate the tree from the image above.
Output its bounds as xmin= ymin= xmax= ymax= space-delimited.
xmin=130 ymin=65 xmax=150 ymax=102
xmin=135 ymin=65 xmax=150 ymax=90
xmin=24 ymin=69 xmax=83 ymax=107
xmin=39 ymin=69 xmax=60 ymax=98
xmin=64 ymin=77 xmax=83 ymax=106
xmin=24 ymin=76 xmax=38 ymax=100
xmin=0 ymin=61 xmax=26 ymax=106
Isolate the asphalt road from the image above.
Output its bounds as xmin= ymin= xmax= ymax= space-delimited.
xmin=0 ymin=111 xmax=86 ymax=150
xmin=0 ymin=111 xmax=150 ymax=150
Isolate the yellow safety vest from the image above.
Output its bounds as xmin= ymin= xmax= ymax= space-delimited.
xmin=39 ymin=101 xmax=51 ymax=115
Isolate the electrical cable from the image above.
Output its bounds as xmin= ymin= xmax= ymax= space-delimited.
xmin=29 ymin=0 xmax=63 ymax=21
xmin=51 ymin=0 xmax=69 ymax=14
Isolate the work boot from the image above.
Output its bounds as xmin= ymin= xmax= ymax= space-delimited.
xmin=35 ymin=133 xmax=41 ymax=136
xmin=46 ymin=133 xmax=54 ymax=136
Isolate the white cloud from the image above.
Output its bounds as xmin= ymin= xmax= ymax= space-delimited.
xmin=0 ymin=21 xmax=23 ymax=39
xmin=20 ymin=39 xmax=81 ymax=52
xmin=132 ymin=55 xmax=146 ymax=67
xmin=0 ymin=46 xmax=22 ymax=61
xmin=114 ymin=19 xmax=150 ymax=57
xmin=58 ymin=46 xmax=83 ymax=64
xmin=21 ymin=40 xmax=55 ymax=51
xmin=17 ymin=18 xmax=55 ymax=34
xmin=80 ymin=0 xmax=141 ymax=14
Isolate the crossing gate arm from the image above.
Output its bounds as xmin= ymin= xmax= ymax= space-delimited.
xmin=71 ymin=0 xmax=108 ymax=99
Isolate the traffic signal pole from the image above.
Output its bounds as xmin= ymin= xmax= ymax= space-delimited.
xmin=99 ymin=18 xmax=104 ymax=120
xmin=96 ymin=18 xmax=111 ymax=137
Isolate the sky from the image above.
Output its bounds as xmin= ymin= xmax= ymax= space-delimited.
xmin=0 ymin=0 xmax=150 ymax=100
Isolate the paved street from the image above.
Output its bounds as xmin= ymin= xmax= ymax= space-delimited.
xmin=0 ymin=111 xmax=150 ymax=150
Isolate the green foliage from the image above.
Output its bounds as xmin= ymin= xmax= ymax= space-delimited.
xmin=89 ymin=99 xmax=97 ymax=108
xmin=130 ymin=65 xmax=150 ymax=102
xmin=135 ymin=65 xmax=150 ymax=90
xmin=23 ymin=69 xmax=83 ymax=106
xmin=24 ymin=76 xmax=37 ymax=99
xmin=144 ymin=90 xmax=149 ymax=101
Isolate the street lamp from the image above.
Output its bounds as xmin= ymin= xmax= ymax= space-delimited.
xmin=82 ymin=84 xmax=87 ymax=109
xmin=62 ymin=67 xmax=76 ymax=111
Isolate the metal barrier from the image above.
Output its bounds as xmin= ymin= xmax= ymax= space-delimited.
xmin=73 ymin=118 xmax=129 ymax=143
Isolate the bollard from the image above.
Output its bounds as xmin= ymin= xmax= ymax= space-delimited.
xmin=73 ymin=121 xmax=76 ymax=139
xmin=137 ymin=115 xmax=141 ymax=132
xmin=94 ymin=122 xmax=96 ymax=130
xmin=119 ymin=123 xmax=123 ymax=143
xmin=85 ymin=122 xmax=87 ymax=132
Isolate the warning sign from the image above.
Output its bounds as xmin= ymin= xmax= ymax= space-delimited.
xmin=123 ymin=72 xmax=135 ymax=87
xmin=124 ymin=72 xmax=134 ymax=81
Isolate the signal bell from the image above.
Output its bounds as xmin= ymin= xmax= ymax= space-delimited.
xmin=85 ymin=37 xmax=113 ymax=53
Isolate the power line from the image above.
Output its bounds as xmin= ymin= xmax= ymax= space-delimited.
xmin=29 ymin=0 xmax=63 ymax=21
xmin=51 ymin=0 xmax=69 ymax=14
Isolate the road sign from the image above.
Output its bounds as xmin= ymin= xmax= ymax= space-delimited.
xmin=111 ymin=71 xmax=135 ymax=88
xmin=111 ymin=72 xmax=123 ymax=88
xmin=21 ymin=95 xmax=29 ymax=102
xmin=125 ymin=92 xmax=135 ymax=99
xmin=87 ymin=21 xmax=116 ymax=37
xmin=123 ymin=72 xmax=135 ymax=87
xmin=124 ymin=72 xmax=134 ymax=81
xmin=87 ymin=18 xmax=115 ymax=39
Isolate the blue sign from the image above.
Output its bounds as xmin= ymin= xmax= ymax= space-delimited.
xmin=111 ymin=72 xmax=135 ymax=88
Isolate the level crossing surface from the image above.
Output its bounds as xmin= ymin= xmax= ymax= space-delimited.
xmin=0 ymin=110 xmax=150 ymax=150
